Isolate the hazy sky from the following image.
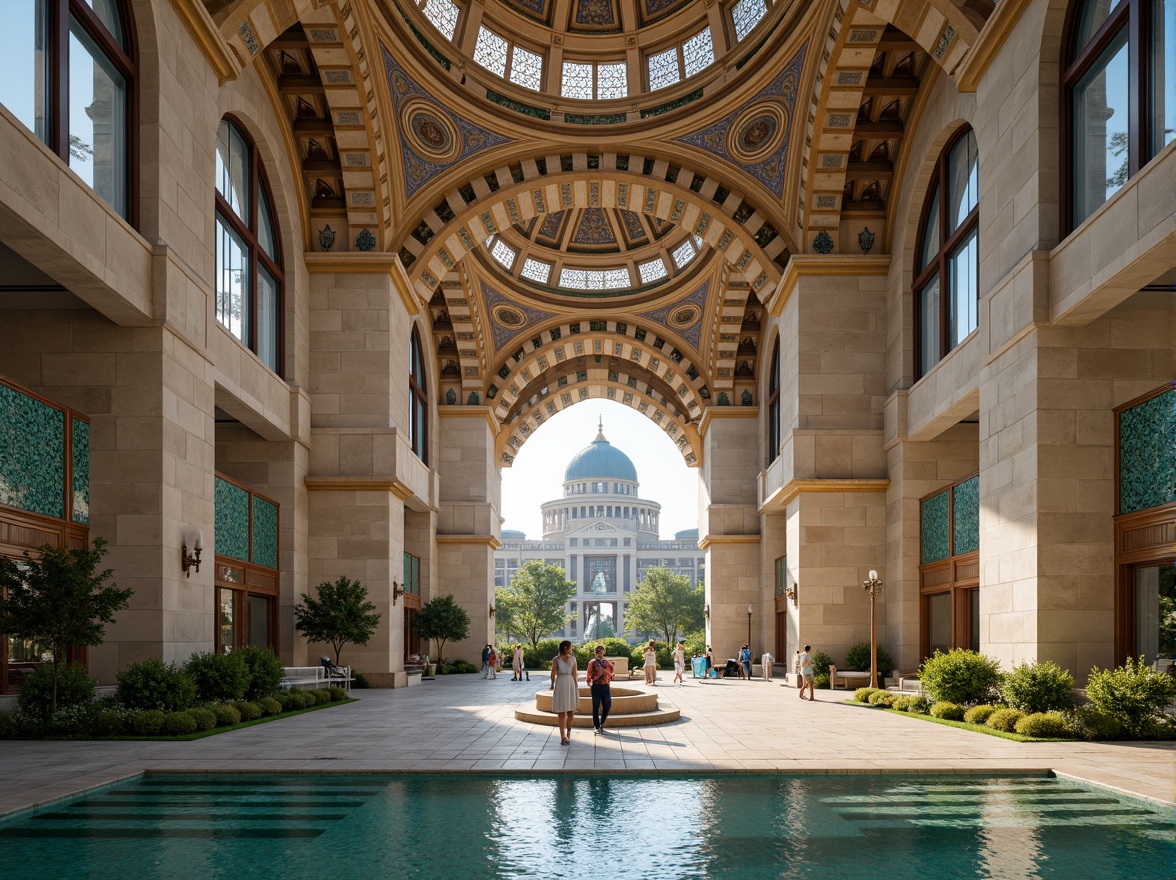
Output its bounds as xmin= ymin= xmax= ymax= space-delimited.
xmin=499 ymin=400 xmax=700 ymax=540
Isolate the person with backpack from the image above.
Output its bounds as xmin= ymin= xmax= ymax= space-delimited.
xmin=586 ymin=644 xmax=615 ymax=735
xmin=739 ymin=644 xmax=752 ymax=680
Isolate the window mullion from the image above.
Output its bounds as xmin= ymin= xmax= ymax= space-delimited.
xmin=938 ymin=157 xmax=950 ymax=360
xmin=68 ymin=0 xmax=134 ymax=76
xmin=1128 ymin=0 xmax=1143 ymax=176
xmin=52 ymin=0 xmax=69 ymax=161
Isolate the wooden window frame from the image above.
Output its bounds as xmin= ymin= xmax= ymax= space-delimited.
xmin=912 ymin=125 xmax=979 ymax=380
xmin=212 ymin=472 xmax=280 ymax=655
xmin=767 ymin=337 xmax=780 ymax=465
xmin=409 ymin=326 xmax=429 ymax=464
xmin=917 ymin=473 xmax=980 ymax=660
xmin=214 ymin=116 xmax=285 ymax=376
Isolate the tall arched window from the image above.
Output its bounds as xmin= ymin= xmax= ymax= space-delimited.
xmin=409 ymin=327 xmax=429 ymax=463
xmin=1064 ymin=0 xmax=1174 ymax=230
xmin=215 ymin=118 xmax=283 ymax=374
xmin=913 ymin=127 xmax=979 ymax=379
xmin=0 ymin=0 xmax=136 ymax=220
xmin=767 ymin=338 xmax=780 ymax=465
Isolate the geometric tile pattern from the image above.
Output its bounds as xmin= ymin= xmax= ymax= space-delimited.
xmin=1119 ymin=388 xmax=1176 ymax=514
xmin=0 ymin=381 xmax=65 ymax=520
xmin=482 ymin=281 xmax=556 ymax=351
xmin=920 ymin=489 xmax=950 ymax=564
xmin=637 ymin=279 xmax=709 ymax=351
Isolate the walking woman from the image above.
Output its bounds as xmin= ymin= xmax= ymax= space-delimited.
xmin=672 ymin=641 xmax=686 ymax=685
xmin=643 ymin=640 xmax=658 ymax=685
xmin=512 ymin=644 xmax=524 ymax=681
xmin=550 ymin=640 xmax=579 ymax=745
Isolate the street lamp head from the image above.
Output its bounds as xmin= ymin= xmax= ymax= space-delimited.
xmin=747 ymin=605 xmax=753 ymax=616
xmin=868 ymin=569 xmax=878 ymax=581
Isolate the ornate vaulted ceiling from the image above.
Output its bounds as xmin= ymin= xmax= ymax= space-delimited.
xmin=193 ymin=0 xmax=994 ymax=467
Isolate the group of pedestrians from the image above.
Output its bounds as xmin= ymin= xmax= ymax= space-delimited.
xmin=549 ymin=640 xmax=618 ymax=745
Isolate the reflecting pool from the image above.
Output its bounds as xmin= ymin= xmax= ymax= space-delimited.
xmin=0 ymin=773 xmax=1171 ymax=879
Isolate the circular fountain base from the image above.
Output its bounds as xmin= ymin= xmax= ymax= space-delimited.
xmin=515 ymin=685 xmax=680 ymax=728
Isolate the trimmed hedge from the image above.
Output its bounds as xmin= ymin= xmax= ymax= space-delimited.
xmin=986 ymin=708 xmax=1024 ymax=732
xmin=963 ymin=705 xmax=997 ymax=725
xmin=116 ymin=659 xmax=196 ymax=712
xmin=1001 ymin=661 xmax=1075 ymax=713
xmin=919 ymin=650 xmax=1004 ymax=706
xmin=17 ymin=663 xmax=96 ymax=721
xmin=211 ymin=704 xmax=242 ymax=727
xmin=184 ymin=652 xmax=250 ymax=703
xmin=1014 ymin=711 xmax=1069 ymax=738
xmin=1085 ymin=657 xmax=1176 ymax=738
xmin=160 ymin=711 xmax=198 ymax=736
xmin=233 ymin=701 xmax=262 ymax=722
xmin=186 ymin=707 xmax=218 ymax=731
xmin=132 ymin=710 xmax=166 ymax=736
xmin=929 ymin=701 xmax=964 ymax=721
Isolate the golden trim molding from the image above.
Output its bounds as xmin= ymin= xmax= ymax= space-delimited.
xmin=169 ymin=0 xmax=242 ymax=86
xmin=761 ymin=478 xmax=890 ymax=511
xmin=304 ymin=477 xmax=415 ymax=500
xmin=698 ymin=534 xmax=761 ymax=550
xmin=698 ymin=406 xmax=759 ymax=437
xmin=439 ymin=405 xmax=500 ymax=434
xmin=436 ymin=534 xmax=503 ymax=549
xmin=769 ymin=255 xmax=892 ymax=316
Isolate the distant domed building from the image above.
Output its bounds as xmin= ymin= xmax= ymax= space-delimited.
xmin=495 ymin=422 xmax=704 ymax=642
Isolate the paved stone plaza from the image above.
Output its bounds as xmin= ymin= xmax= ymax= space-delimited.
xmin=1 ymin=674 xmax=1171 ymax=818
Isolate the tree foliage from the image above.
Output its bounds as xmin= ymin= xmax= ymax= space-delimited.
xmin=0 ymin=537 xmax=132 ymax=714
xmin=495 ymin=561 xmax=575 ymax=649
xmin=293 ymin=576 xmax=381 ymax=665
xmin=415 ymin=594 xmax=471 ymax=665
xmin=623 ymin=567 xmax=703 ymax=645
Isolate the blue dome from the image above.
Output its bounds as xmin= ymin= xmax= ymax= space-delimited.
xmin=564 ymin=428 xmax=638 ymax=482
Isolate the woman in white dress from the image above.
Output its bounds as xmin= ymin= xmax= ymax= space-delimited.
xmin=550 ymin=640 xmax=578 ymax=745
xmin=643 ymin=640 xmax=658 ymax=685
xmin=672 ymin=642 xmax=686 ymax=685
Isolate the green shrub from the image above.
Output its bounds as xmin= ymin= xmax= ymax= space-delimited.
xmin=327 ymin=687 xmax=347 ymax=702
xmin=116 ymin=659 xmax=197 ymax=712
xmin=1001 ymin=661 xmax=1076 ymax=713
xmin=813 ymin=673 xmax=830 ymax=690
xmin=810 ymin=651 xmax=835 ymax=677
xmin=1062 ymin=706 xmax=1124 ymax=741
xmin=310 ymin=689 xmax=332 ymax=705
xmin=522 ymin=639 xmax=564 ymax=671
xmin=905 ymin=696 xmax=931 ymax=714
xmin=963 ymin=705 xmax=997 ymax=725
xmin=236 ymin=646 xmax=284 ymax=700
xmin=161 ymin=711 xmax=198 ymax=736
xmin=350 ymin=671 xmax=371 ymax=687
xmin=257 ymin=697 xmax=283 ymax=716
xmin=868 ymin=691 xmax=897 ymax=707
xmin=844 ymin=643 xmax=895 ymax=677
xmin=682 ymin=631 xmax=707 ymax=661
xmin=17 ymin=663 xmax=97 ymax=721
xmin=0 ymin=712 xmax=11 ymax=738
xmin=853 ymin=687 xmax=879 ymax=703
xmin=185 ymin=707 xmax=218 ymax=731
xmin=986 ymin=708 xmax=1024 ymax=732
xmin=132 ymin=710 xmax=166 ymax=735
xmin=183 ymin=652 xmax=250 ymax=703
xmin=233 ymin=700 xmax=262 ymax=721
xmin=919 ymin=650 xmax=1004 ymax=706
xmin=891 ymin=695 xmax=916 ymax=711
xmin=441 ymin=660 xmax=478 ymax=675
xmin=291 ymin=691 xmax=316 ymax=709
xmin=211 ymin=704 xmax=241 ymax=727
xmin=628 ymin=641 xmax=673 ymax=670
xmin=90 ymin=708 xmax=127 ymax=736
xmin=1015 ymin=711 xmax=1069 ymax=738
xmin=1085 ymin=657 xmax=1176 ymax=738
xmin=273 ymin=691 xmax=294 ymax=709
xmin=47 ymin=702 xmax=98 ymax=736
xmin=929 ymin=701 xmax=964 ymax=721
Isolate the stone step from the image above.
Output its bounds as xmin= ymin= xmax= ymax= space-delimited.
xmin=514 ymin=705 xmax=681 ymax=728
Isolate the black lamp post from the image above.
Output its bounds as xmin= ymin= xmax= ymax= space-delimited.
xmin=747 ymin=605 xmax=753 ymax=651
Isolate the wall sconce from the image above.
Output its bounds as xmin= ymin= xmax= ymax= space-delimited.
xmin=181 ymin=532 xmax=203 ymax=577
xmin=392 ymin=580 xmax=405 ymax=604
xmin=785 ymin=583 xmax=798 ymax=606
xmin=489 ymin=603 xmax=496 ymax=618
xmin=703 ymin=604 xmax=710 ymax=620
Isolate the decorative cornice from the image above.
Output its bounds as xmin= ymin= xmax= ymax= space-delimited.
xmin=304 ymin=477 xmax=415 ymax=500
xmin=698 ymin=406 xmax=759 ymax=437
xmin=697 ymin=534 xmax=761 ymax=550
xmin=953 ymin=0 xmax=1035 ymax=93
xmin=304 ymin=253 xmax=421 ymax=316
xmin=436 ymin=534 xmax=503 ymax=549
xmin=760 ymin=478 xmax=890 ymax=511
xmin=438 ymin=405 xmax=500 ymax=434
xmin=769 ymin=254 xmax=892 ymax=316
xmin=169 ymin=0 xmax=242 ymax=86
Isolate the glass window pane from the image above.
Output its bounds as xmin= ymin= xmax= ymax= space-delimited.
xmin=928 ymin=592 xmax=951 ymax=655
xmin=1134 ymin=564 xmax=1176 ymax=667
xmin=947 ymin=129 xmax=978 ymax=232
xmin=732 ymin=0 xmax=768 ymax=41
xmin=509 ymin=45 xmax=542 ymax=91
xmin=919 ymin=276 xmax=940 ymax=375
xmin=597 ymin=62 xmax=627 ymax=99
xmin=258 ymin=186 xmax=276 ymax=260
xmin=671 ymin=239 xmax=696 ymax=268
xmin=421 ymin=0 xmax=459 ymax=40
xmin=248 ymin=594 xmax=271 ymax=648
xmin=473 ymin=27 xmax=508 ymax=77
xmin=0 ymin=0 xmax=49 ymax=141
xmin=683 ymin=28 xmax=714 ymax=77
xmin=919 ymin=185 xmax=940 ymax=272
xmin=1072 ymin=30 xmax=1129 ymax=225
xmin=1155 ymin=0 xmax=1176 ymax=153
xmin=562 ymin=61 xmax=592 ymax=99
xmin=648 ymin=47 xmax=680 ymax=90
xmin=82 ymin=0 xmax=124 ymax=47
xmin=521 ymin=258 xmax=551 ymax=283
xmin=1074 ymin=0 xmax=1127 ymax=50
xmin=69 ymin=20 xmax=127 ymax=217
xmin=969 ymin=589 xmax=980 ymax=653
xmin=257 ymin=265 xmax=279 ymax=372
xmin=948 ymin=227 xmax=978 ymax=347
xmin=490 ymin=238 xmax=516 ymax=269
xmin=216 ymin=215 xmax=250 ymax=345
xmin=638 ymin=258 xmax=667 ymax=283
xmin=216 ymin=120 xmax=250 ymax=221
xmin=218 ymin=588 xmax=238 ymax=654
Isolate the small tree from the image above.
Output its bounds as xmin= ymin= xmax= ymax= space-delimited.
xmin=416 ymin=594 xmax=470 ymax=665
xmin=0 ymin=537 xmax=132 ymax=715
xmin=294 ymin=576 xmax=381 ymax=665
xmin=496 ymin=561 xmax=575 ymax=648
xmin=623 ymin=567 xmax=703 ymax=645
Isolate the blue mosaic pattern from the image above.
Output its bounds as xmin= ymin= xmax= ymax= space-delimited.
xmin=214 ymin=477 xmax=250 ymax=562
xmin=674 ymin=45 xmax=806 ymax=198
xmin=644 ymin=0 xmax=686 ymax=16
xmin=952 ymin=475 xmax=979 ymax=556
xmin=638 ymin=280 xmax=709 ymax=351
xmin=251 ymin=496 xmax=278 ymax=569
xmin=1120 ymin=388 xmax=1176 ymax=514
xmin=483 ymin=281 xmax=555 ymax=350
xmin=920 ymin=489 xmax=950 ymax=564
xmin=538 ymin=211 xmax=565 ymax=240
xmin=72 ymin=418 xmax=90 ymax=524
xmin=575 ymin=0 xmax=616 ymax=26
xmin=505 ymin=0 xmax=547 ymax=19
xmin=0 ymin=382 xmax=65 ymax=519
xmin=571 ymin=208 xmax=616 ymax=246
xmin=620 ymin=210 xmax=647 ymax=242
xmin=382 ymin=45 xmax=512 ymax=199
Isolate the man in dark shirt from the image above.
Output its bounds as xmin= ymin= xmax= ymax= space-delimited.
xmin=586 ymin=644 xmax=615 ymax=735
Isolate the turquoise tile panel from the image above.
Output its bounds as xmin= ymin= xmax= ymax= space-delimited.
xmin=72 ymin=418 xmax=90 ymax=524
xmin=952 ymin=475 xmax=979 ymax=556
xmin=921 ymin=490 xmax=950 ymax=564
xmin=214 ymin=477 xmax=250 ymax=562
xmin=1120 ymin=388 xmax=1176 ymax=514
xmin=251 ymin=496 xmax=278 ymax=569
xmin=0 ymin=383 xmax=65 ymax=518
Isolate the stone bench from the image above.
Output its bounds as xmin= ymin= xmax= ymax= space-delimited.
xmin=605 ymin=657 xmax=632 ymax=679
xmin=828 ymin=665 xmax=871 ymax=690
xmin=281 ymin=663 xmax=351 ymax=691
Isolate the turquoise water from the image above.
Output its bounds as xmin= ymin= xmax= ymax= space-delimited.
xmin=0 ymin=773 xmax=1171 ymax=879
